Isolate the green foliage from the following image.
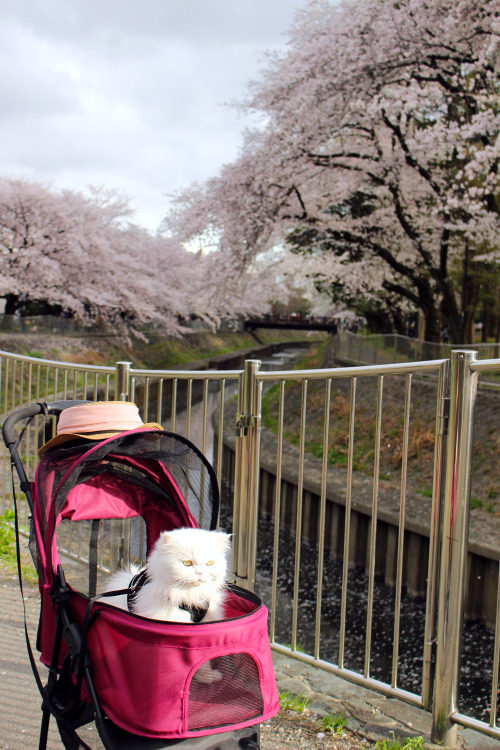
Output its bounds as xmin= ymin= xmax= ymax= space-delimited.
xmin=308 ymin=443 xmax=351 ymax=467
xmin=375 ymin=734 xmax=426 ymax=750
xmin=0 ymin=510 xmax=16 ymax=563
xmin=293 ymin=339 xmax=330 ymax=370
xmin=470 ymin=496 xmax=484 ymax=510
xmin=0 ymin=509 xmax=37 ymax=582
xmin=282 ymin=642 xmax=306 ymax=653
xmin=321 ymin=710 xmax=348 ymax=735
xmin=147 ymin=330 xmax=322 ymax=369
xmin=5 ymin=330 xmax=321 ymax=411
xmin=278 ymin=691 xmax=310 ymax=713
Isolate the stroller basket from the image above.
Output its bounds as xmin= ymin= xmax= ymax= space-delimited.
xmin=4 ymin=401 xmax=279 ymax=750
xmin=67 ymin=585 xmax=275 ymax=738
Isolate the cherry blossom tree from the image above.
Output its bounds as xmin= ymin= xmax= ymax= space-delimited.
xmin=166 ymin=137 xmax=301 ymax=322
xmin=0 ymin=178 xmax=201 ymax=338
xmin=169 ymin=0 xmax=500 ymax=342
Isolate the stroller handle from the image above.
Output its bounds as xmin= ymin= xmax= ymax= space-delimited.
xmin=3 ymin=400 xmax=88 ymax=517
xmin=2 ymin=403 xmax=45 ymax=449
xmin=2 ymin=399 xmax=88 ymax=449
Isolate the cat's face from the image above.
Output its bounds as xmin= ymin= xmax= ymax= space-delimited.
xmin=155 ymin=528 xmax=230 ymax=591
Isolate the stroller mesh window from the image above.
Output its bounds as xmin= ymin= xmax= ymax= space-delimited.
xmin=29 ymin=517 xmax=42 ymax=584
xmin=56 ymin=517 xmax=147 ymax=596
xmin=188 ymin=653 xmax=264 ymax=731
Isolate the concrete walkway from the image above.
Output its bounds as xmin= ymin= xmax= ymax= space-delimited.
xmin=2 ymin=564 xmax=499 ymax=750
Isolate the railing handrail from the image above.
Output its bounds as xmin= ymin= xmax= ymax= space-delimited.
xmin=257 ymin=358 xmax=447 ymax=381
xmin=129 ymin=367 xmax=242 ymax=380
xmin=0 ymin=347 xmax=115 ymax=373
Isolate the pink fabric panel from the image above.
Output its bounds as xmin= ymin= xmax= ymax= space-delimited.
xmin=38 ymin=588 xmax=279 ymax=739
xmin=29 ymin=482 xmax=48 ymax=578
xmin=60 ymin=475 xmax=144 ymax=521
xmin=38 ymin=586 xmax=64 ymax=666
xmin=83 ymin=590 xmax=279 ymax=738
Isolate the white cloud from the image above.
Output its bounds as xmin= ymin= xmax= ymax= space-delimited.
xmin=0 ymin=0 xmax=300 ymax=231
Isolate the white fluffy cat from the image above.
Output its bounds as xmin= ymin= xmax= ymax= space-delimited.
xmin=102 ymin=527 xmax=231 ymax=623
xmin=102 ymin=527 xmax=231 ymax=684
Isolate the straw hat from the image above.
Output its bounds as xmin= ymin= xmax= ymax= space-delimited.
xmin=38 ymin=401 xmax=163 ymax=457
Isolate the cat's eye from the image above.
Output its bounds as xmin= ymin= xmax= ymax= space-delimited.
xmin=206 ymin=560 xmax=214 ymax=566
xmin=183 ymin=560 xmax=193 ymax=566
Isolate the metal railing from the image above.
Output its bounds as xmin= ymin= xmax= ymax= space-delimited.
xmin=336 ymin=330 xmax=500 ymax=386
xmin=126 ymin=361 xmax=242 ymax=494
xmin=1 ymin=346 xmax=500 ymax=746
xmin=0 ymin=314 xmax=95 ymax=336
xmin=0 ymin=350 xmax=115 ymax=527
xmin=234 ymin=356 xmax=450 ymax=739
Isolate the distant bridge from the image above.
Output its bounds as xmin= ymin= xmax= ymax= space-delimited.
xmin=244 ymin=316 xmax=338 ymax=335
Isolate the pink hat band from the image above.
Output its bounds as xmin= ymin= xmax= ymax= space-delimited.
xmin=56 ymin=401 xmax=144 ymax=435
xmin=38 ymin=401 xmax=163 ymax=457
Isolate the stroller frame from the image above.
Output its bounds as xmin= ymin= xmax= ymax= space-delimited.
xmin=3 ymin=400 xmax=278 ymax=750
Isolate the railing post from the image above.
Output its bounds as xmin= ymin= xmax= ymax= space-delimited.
xmin=115 ymin=361 xmax=132 ymax=401
xmin=431 ymin=350 xmax=478 ymax=746
xmin=422 ymin=359 xmax=450 ymax=710
xmin=232 ymin=359 xmax=262 ymax=591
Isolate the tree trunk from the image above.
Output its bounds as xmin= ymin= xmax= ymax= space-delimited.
xmin=462 ymin=311 xmax=475 ymax=345
xmin=4 ymin=294 xmax=19 ymax=315
xmin=390 ymin=307 xmax=407 ymax=335
xmin=416 ymin=281 xmax=441 ymax=343
xmin=364 ymin=309 xmax=393 ymax=334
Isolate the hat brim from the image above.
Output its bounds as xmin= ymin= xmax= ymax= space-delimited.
xmin=38 ymin=424 xmax=163 ymax=458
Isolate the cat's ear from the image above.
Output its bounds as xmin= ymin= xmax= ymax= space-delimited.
xmin=160 ymin=531 xmax=173 ymax=546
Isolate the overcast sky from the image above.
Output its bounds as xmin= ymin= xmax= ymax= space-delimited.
xmin=0 ymin=0 xmax=302 ymax=232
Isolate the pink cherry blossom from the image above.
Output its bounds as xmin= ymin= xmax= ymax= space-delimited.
xmin=167 ymin=0 xmax=500 ymax=343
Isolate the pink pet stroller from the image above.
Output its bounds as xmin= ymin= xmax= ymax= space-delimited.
xmin=3 ymin=400 xmax=279 ymax=750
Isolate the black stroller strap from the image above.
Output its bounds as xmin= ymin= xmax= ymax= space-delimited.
xmin=10 ymin=464 xmax=49 ymax=700
xmin=100 ymin=587 xmax=130 ymax=597
xmin=88 ymin=519 xmax=100 ymax=599
xmin=180 ymin=601 xmax=209 ymax=623
xmin=12 ymin=415 xmax=33 ymax=454
xmin=127 ymin=568 xmax=149 ymax=612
